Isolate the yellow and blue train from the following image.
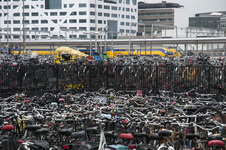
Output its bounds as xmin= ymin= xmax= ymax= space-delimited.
xmin=2 ymin=46 xmax=185 ymax=57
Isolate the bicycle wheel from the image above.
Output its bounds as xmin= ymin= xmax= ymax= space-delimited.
xmin=193 ymin=106 xmax=226 ymax=136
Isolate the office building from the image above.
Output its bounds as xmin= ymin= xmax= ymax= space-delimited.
xmin=137 ymin=1 xmax=189 ymax=37
xmin=0 ymin=0 xmax=138 ymax=41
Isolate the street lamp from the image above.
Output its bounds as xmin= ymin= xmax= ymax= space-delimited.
xmin=129 ymin=22 xmax=146 ymax=55
xmin=104 ymin=26 xmax=113 ymax=56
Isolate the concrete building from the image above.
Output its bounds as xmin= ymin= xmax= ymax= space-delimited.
xmin=137 ymin=1 xmax=189 ymax=36
xmin=0 ymin=0 xmax=138 ymax=42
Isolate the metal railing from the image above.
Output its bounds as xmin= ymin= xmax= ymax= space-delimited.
xmin=0 ymin=64 xmax=225 ymax=96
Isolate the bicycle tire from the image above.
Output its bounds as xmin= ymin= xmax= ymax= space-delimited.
xmin=193 ymin=106 xmax=226 ymax=136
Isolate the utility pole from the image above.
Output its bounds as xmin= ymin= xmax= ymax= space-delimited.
xmin=95 ymin=0 xmax=97 ymax=52
xmin=7 ymin=0 xmax=9 ymax=54
xmin=23 ymin=0 xmax=25 ymax=54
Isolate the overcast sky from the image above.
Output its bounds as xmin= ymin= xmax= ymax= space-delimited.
xmin=139 ymin=0 xmax=226 ymax=17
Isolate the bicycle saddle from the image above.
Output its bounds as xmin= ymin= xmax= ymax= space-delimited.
xmin=36 ymin=128 xmax=49 ymax=135
xmin=104 ymin=131 xmax=115 ymax=137
xmin=120 ymin=133 xmax=134 ymax=139
xmin=2 ymin=125 xmax=15 ymax=131
xmin=208 ymin=140 xmax=225 ymax=147
xmin=71 ymin=130 xmax=85 ymax=138
xmin=86 ymin=126 xmax=98 ymax=133
xmin=149 ymin=134 xmax=163 ymax=140
xmin=158 ymin=130 xmax=172 ymax=137
xmin=60 ymin=129 xmax=72 ymax=136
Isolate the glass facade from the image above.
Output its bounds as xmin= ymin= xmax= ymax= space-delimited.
xmin=45 ymin=0 xmax=62 ymax=9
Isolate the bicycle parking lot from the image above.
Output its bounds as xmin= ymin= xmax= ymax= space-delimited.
xmin=1 ymin=52 xmax=226 ymax=150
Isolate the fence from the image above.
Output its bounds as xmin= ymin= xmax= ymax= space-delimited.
xmin=0 ymin=64 xmax=225 ymax=96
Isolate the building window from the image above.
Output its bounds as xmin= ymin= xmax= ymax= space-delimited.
xmin=120 ymin=22 xmax=124 ymax=25
xmin=90 ymin=27 xmax=95 ymax=31
xmin=111 ymin=14 xmax=117 ymax=18
xmin=4 ymin=5 xmax=11 ymax=9
xmin=79 ymin=27 xmax=86 ymax=30
xmin=120 ymin=29 xmax=124 ymax=33
xmin=131 ymin=16 xmax=135 ymax=19
xmin=104 ymin=20 xmax=106 ymax=24
xmin=79 ymin=35 xmax=87 ymax=38
xmin=25 ymin=20 xmax=29 ymax=24
xmin=119 ymin=0 xmax=122 ymax=3
xmin=60 ymin=12 xmax=67 ymax=16
xmin=90 ymin=12 xmax=95 ymax=16
xmin=4 ymin=20 xmax=11 ymax=24
xmin=121 ymin=15 xmax=124 ymax=18
xmin=41 ymin=20 xmax=48 ymax=24
xmin=90 ymin=19 xmax=95 ymax=23
xmin=13 ymin=35 xmax=20 ymax=39
xmin=112 ymin=6 xmax=117 ymax=10
xmin=126 ymin=22 xmax=130 ymax=26
xmin=126 ymin=8 xmax=129 ymax=12
xmin=90 ymin=4 xmax=95 ymax=8
xmin=132 ymin=0 xmax=136 ymax=5
xmin=0 ymin=13 xmax=2 ymax=17
xmin=104 ymin=5 xmax=110 ymax=9
xmin=122 ymin=7 xmax=124 ymax=11
xmin=69 ymin=19 xmax=77 ymax=23
xmin=44 ymin=12 xmax=48 ymax=16
xmin=70 ymin=35 xmax=77 ymax=38
xmin=70 ymin=12 xmax=77 ymax=15
xmin=79 ymin=3 xmax=86 ymax=7
xmin=52 ymin=20 xmax=57 ymax=23
xmin=79 ymin=19 xmax=86 ymax=23
xmin=126 ymin=15 xmax=130 ymax=19
xmin=69 ymin=4 xmax=74 ymax=8
xmin=32 ymin=20 xmax=39 ymax=24
xmin=13 ymin=28 xmax=20 ymax=31
xmin=24 ymin=5 xmax=29 ymax=9
xmin=69 ymin=27 xmax=76 ymax=30
xmin=79 ymin=11 xmax=86 ymax=15
xmin=98 ymin=20 xmax=102 ymax=24
xmin=126 ymin=29 xmax=129 ymax=33
xmin=41 ymin=5 xmax=44 ymax=8
xmin=98 ymin=12 xmax=102 ymax=16
xmin=131 ymin=8 xmax=133 ymax=12
xmin=64 ymin=4 xmax=67 ymax=8
xmin=50 ymin=12 xmax=57 ymax=16
xmin=119 ymin=7 xmax=121 ymax=11
xmin=32 ymin=28 xmax=39 ymax=31
xmin=63 ymin=20 xmax=67 ymax=23
xmin=104 ymin=13 xmax=110 ymax=17
xmin=13 ymin=13 xmax=20 ymax=16
xmin=98 ymin=5 xmax=102 ymax=8
xmin=32 ymin=12 xmax=39 ymax=16
xmin=13 ymin=5 xmax=19 ymax=9
xmin=126 ymin=0 xmax=130 ymax=4
xmin=45 ymin=0 xmax=62 ymax=9
xmin=13 ymin=20 xmax=20 ymax=24
xmin=41 ymin=27 xmax=48 ymax=31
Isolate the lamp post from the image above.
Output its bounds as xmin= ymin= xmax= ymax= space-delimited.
xmin=105 ymin=26 xmax=113 ymax=56
xmin=129 ymin=22 xmax=146 ymax=55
